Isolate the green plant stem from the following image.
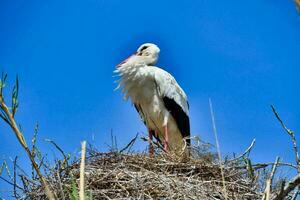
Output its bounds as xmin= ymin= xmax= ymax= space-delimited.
xmin=0 ymin=96 xmax=56 ymax=200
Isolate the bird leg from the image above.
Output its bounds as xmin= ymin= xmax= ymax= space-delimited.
xmin=163 ymin=125 xmax=169 ymax=152
xmin=148 ymin=129 xmax=154 ymax=156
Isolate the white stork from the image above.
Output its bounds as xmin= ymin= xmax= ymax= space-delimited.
xmin=115 ymin=43 xmax=190 ymax=155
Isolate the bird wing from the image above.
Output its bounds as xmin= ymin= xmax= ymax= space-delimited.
xmin=134 ymin=103 xmax=163 ymax=145
xmin=153 ymin=67 xmax=190 ymax=143
xmin=133 ymin=103 xmax=146 ymax=125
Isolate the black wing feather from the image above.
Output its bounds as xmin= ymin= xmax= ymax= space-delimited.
xmin=134 ymin=103 xmax=146 ymax=125
xmin=162 ymin=97 xmax=190 ymax=145
xmin=133 ymin=103 xmax=163 ymax=145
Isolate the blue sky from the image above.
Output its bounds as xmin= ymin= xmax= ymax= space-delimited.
xmin=1 ymin=0 xmax=300 ymax=196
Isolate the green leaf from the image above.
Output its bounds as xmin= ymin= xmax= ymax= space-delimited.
xmin=11 ymin=76 xmax=19 ymax=117
xmin=0 ymin=72 xmax=7 ymax=96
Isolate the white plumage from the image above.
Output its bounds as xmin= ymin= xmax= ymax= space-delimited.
xmin=115 ymin=43 xmax=190 ymax=155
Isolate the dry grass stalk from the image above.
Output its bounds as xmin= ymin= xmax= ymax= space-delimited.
xmin=79 ymin=141 xmax=87 ymax=200
xmin=209 ymin=98 xmax=228 ymax=200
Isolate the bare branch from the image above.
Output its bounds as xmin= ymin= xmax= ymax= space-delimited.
xmin=273 ymin=173 xmax=300 ymax=200
xmin=262 ymin=157 xmax=280 ymax=200
xmin=56 ymin=171 xmax=66 ymax=200
xmin=0 ymin=176 xmax=24 ymax=191
xmin=226 ymin=139 xmax=256 ymax=163
xmin=271 ymin=105 xmax=300 ymax=170
xmin=249 ymin=162 xmax=297 ymax=170
xmin=120 ymin=133 xmax=139 ymax=153
xmin=291 ymin=187 xmax=299 ymax=200
xmin=271 ymin=105 xmax=300 ymax=199
xmin=45 ymin=138 xmax=69 ymax=166
xmin=13 ymin=156 xmax=18 ymax=199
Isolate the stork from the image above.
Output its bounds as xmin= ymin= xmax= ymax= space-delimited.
xmin=115 ymin=43 xmax=190 ymax=155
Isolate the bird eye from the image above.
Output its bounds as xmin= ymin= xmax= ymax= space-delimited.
xmin=140 ymin=46 xmax=148 ymax=52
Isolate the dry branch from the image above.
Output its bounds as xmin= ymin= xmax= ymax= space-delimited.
xmin=262 ymin=157 xmax=280 ymax=200
xmin=271 ymin=105 xmax=300 ymax=200
xmin=227 ymin=139 xmax=256 ymax=163
xmin=271 ymin=105 xmax=299 ymax=170
xmin=273 ymin=173 xmax=300 ymax=200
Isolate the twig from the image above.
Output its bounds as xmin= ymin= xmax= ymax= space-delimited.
xmin=0 ymin=176 xmax=24 ymax=190
xmin=291 ymin=187 xmax=299 ymax=200
xmin=226 ymin=139 xmax=256 ymax=163
xmin=209 ymin=98 xmax=228 ymax=200
xmin=271 ymin=105 xmax=300 ymax=169
xmin=271 ymin=105 xmax=300 ymax=199
xmin=277 ymin=180 xmax=285 ymax=200
xmin=79 ymin=141 xmax=86 ymax=200
xmin=1 ymin=160 xmax=12 ymax=180
xmin=31 ymin=123 xmax=39 ymax=179
xmin=56 ymin=171 xmax=66 ymax=200
xmin=262 ymin=157 xmax=280 ymax=200
xmin=13 ymin=156 xmax=18 ymax=199
xmin=45 ymin=139 xmax=69 ymax=168
xmin=240 ymin=162 xmax=297 ymax=170
xmin=141 ymin=136 xmax=166 ymax=153
xmin=20 ymin=175 xmax=30 ymax=197
xmin=120 ymin=133 xmax=139 ymax=153
xmin=273 ymin=173 xmax=300 ymax=200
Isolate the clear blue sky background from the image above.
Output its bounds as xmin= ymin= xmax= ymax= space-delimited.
xmin=1 ymin=0 xmax=300 ymax=197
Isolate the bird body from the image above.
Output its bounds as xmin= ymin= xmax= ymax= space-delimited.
xmin=115 ymin=43 xmax=190 ymax=154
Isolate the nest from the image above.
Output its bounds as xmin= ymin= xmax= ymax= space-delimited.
xmin=28 ymin=151 xmax=262 ymax=200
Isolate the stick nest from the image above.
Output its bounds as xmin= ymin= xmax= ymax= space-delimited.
xmin=28 ymin=151 xmax=262 ymax=200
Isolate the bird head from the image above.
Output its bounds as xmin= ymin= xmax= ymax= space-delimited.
xmin=117 ymin=43 xmax=160 ymax=67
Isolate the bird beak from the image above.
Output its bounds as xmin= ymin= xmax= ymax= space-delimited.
xmin=117 ymin=52 xmax=137 ymax=68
